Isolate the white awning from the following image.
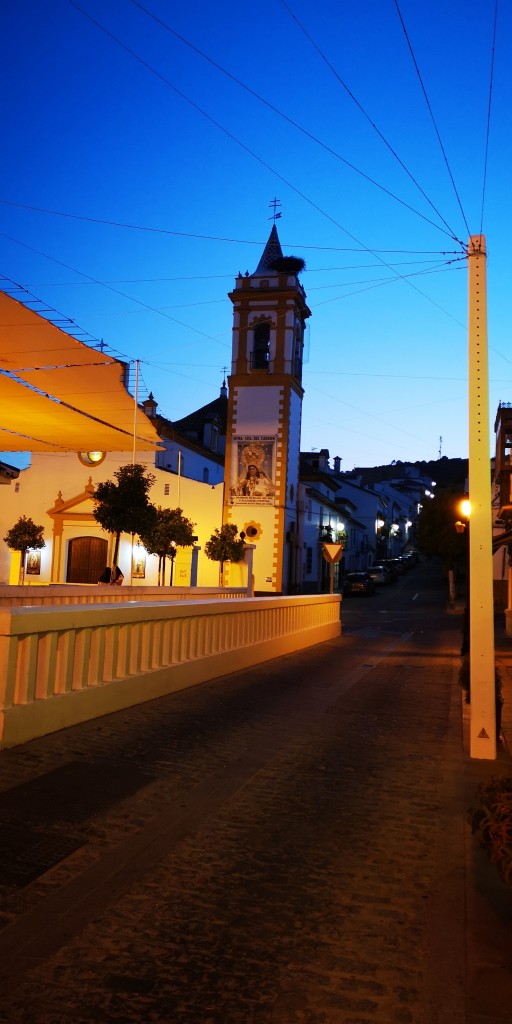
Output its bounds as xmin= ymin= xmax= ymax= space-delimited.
xmin=0 ymin=291 xmax=161 ymax=453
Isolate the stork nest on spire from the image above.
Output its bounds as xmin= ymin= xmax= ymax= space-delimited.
xmin=269 ymin=256 xmax=306 ymax=273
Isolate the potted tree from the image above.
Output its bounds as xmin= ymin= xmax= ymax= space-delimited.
xmin=139 ymin=507 xmax=196 ymax=586
xmin=4 ymin=515 xmax=45 ymax=585
xmin=205 ymin=524 xmax=245 ymax=586
xmin=93 ymin=463 xmax=157 ymax=579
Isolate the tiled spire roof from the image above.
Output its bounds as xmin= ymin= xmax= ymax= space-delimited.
xmin=253 ymin=224 xmax=283 ymax=274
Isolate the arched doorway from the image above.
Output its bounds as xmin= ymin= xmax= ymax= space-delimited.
xmin=67 ymin=537 xmax=108 ymax=584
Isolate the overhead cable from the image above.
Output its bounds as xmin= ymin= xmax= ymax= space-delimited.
xmin=130 ymin=0 xmax=457 ymax=241
xmin=480 ymin=0 xmax=499 ymax=234
xmin=0 ymin=198 xmax=458 ymax=255
xmin=279 ymin=0 xmax=463 ymax=244
xmin=0 ymin=232 xmax=229 ymax=350
xmin=64 ymin=1 xmax=467 ymax=319
xmin=393 ymin=0 xmax=470 ymax=239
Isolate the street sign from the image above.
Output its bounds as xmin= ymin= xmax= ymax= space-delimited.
xmin=321 ymin=543 xmax=344 ymax=564
xmin=321 ymin=543 xmax=345 ymax=595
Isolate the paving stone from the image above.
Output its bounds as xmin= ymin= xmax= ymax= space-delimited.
xmin=0 ymin=564 xmax=510 ymax=1022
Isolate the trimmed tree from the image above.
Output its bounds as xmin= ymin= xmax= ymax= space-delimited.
xmin=93 ymin=463 xmax=157 ymax=568
xmin=205 ymin=523 xmax=245 ymax=586
xmin=4 ymin=515 xmax=45 ymax=584
xmin=416 ymin=489 xmax=467 ymax=600
xmin=139 ymin=507 xmax=196 ymax=586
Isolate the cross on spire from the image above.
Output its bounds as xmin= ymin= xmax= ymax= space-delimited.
xmin=268 ymin=198 xmax=282 ymax=223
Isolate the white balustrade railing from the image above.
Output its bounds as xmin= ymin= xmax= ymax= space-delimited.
xmin=0 ymin=584 xmax=246 ymax=607
xmin=0 ymin=594 xmax=341 ymax=749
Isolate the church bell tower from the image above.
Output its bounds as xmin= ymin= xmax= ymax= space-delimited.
xmin=224 ymin=224 xmax=311 ymax=594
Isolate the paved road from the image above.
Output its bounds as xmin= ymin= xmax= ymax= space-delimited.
xmin=0 ymin=561 xmax=510 ymax=1023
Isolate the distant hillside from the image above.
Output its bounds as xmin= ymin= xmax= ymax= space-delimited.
xmin=347 ymin=457 xmax=468 ymax=491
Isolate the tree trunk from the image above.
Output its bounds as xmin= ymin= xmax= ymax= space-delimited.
xmin=19 ymin=548 xmax=26 ymax=585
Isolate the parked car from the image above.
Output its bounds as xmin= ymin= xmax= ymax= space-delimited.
xmin=366 ymin=564 xmax=392 ymax=585
xmin=343 ymin=572 xmax=375 ymax=596
xmin=380 ymin=559 xmax=399 ymax=581
xmin=399 ymin=553 xmax=416 ymax=569
xmin=385 ymin=561 xmax=407 ymax=577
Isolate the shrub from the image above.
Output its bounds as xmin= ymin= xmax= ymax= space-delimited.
xmin=469 ymin=775 xmax=512 ymax=886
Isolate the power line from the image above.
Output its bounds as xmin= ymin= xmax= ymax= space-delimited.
xmin=393 ymin=0 xmax=470 ymax=239
xmin=306 ymin=259 xmax=464 ymax=292
xmin=480 ymin=0 xmax=499 ymax=234
xmin=68 ymin=298 xmax=226 ymax=319
xmin=311 ymin=262 xmax=467 ymax=329
xmin=0 ymin=198 xmax=457 ymax=255
xmin=12 ymin=258 xmax=453 ymax=288
xmin=129 ymin=0 xmax=458 ymax=241
xmin=306 ymin=369 xmax=469 ymax=382
xmin=278 ymin=0 xmax=463 ymax=245
xmin=0 ymin=232 xmax=230 ymax=350
xmin=63 ymin=2 xmax=468 ymax=321
xmin=35 ymin=263 xmax=462 ymax=311
xmin=0 ymin=273 xmax=104 ymax=348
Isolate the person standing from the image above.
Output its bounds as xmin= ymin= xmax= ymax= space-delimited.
xmin=98 ymin=565 xmax=124 ymax=585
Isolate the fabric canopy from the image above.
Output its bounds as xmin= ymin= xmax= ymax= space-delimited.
xmin=0 ymin=291 xmax=162 ymax=452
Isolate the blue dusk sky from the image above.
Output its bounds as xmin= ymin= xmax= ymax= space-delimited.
xmin=1 ymin=0 xmax=510 ymax=470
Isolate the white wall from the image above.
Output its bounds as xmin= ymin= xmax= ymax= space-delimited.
xmin=155 ymin=438 xmax=224 ymax=484
xmin=0 ymin=450 xmax=224 ymax=587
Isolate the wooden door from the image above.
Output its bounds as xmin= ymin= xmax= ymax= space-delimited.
xmin=67 ymin=537 xmax=108 ymax=584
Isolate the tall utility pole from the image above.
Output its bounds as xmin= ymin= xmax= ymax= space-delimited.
xmin=467 ymin=234 xmax=496 ymax=759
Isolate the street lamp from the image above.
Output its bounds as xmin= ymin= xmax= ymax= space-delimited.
xmin=375 ymin=515 xmax=384 ymax=559
xmin=455 ymin=502 xmax=470 ymax=652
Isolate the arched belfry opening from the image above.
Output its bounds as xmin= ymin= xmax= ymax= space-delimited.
xmin=252 ymin=321 xmax=271 ymax=370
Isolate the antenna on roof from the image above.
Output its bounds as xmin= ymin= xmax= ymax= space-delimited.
xmin=439 ymin=435 xmax=443 ymax=458
xmin=269 ymin=197 xmax=282 ymax=223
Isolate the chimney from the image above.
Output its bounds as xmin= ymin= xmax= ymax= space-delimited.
xmin=142 ymin=392 xmax=158 ymax=418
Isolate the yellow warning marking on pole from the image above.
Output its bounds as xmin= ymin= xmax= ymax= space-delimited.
xmin=478 ymin=728 xmax=490 ymax=739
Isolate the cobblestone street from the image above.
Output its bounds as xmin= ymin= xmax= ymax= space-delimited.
xmin=0 ymin=562 xmax=511 ymax=1022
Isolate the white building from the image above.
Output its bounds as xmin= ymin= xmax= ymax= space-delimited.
xmin=0 ymin=449 xmax=224 ymax=587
